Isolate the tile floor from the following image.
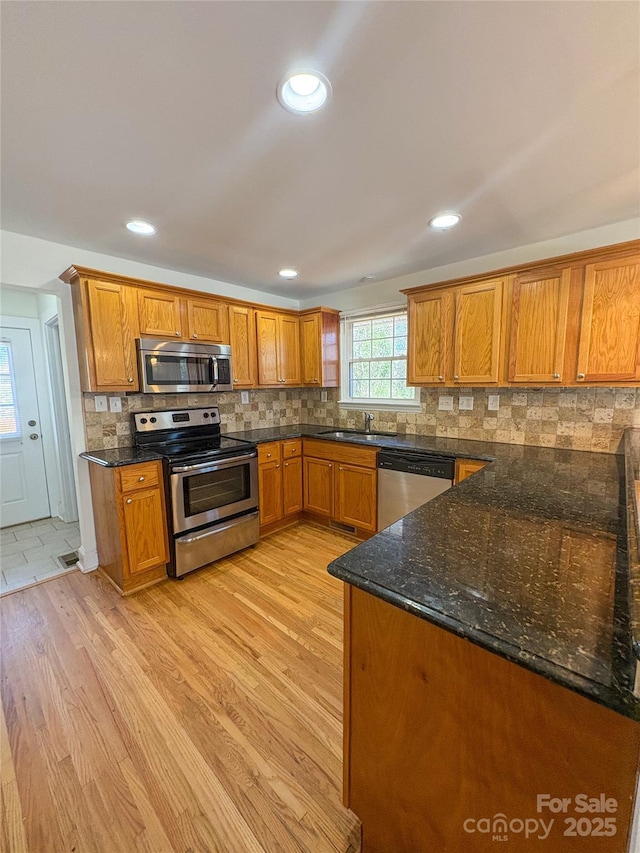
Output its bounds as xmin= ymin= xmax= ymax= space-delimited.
xmin=0 ymin=517 xmax=80 ymax=595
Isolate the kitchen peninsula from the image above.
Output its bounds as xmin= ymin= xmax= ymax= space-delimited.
xmin=328 ymin=432 xmax=640 ymax=852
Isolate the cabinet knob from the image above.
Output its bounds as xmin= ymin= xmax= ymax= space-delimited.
xmin=329 ymin=464 xmax=332 ymax=468
xmin=339 ymin=467 xmax=343 ymax=471
xmin=438 ymin=375 xmax=443 ymax=381
xmin=126 ymin=498 xmax=133 ymax=505
xmin=192 ymin=333 xmax=198 ymax=339
xmin=553 ymin=373 xmax=560 ymax=379
xmin=234 ymin=378 xmax=239 ymax=382
xmin=128 ymin=377 xmax=134 ymax=383
xmin=266 ymin=453 xmax=272 ymax=458
xmin=175 ymin=331 xmax=180 ymax=336
xmin=577 ymin=373 xmax=585 ymax=379
xmin=453 ymin=374 xmax=459 ymax=380
xmin=285 ymin=462 xmax=289 ymax=467
xmin=276 ymin=464 xmax=280 ymax=469
xmin=138 ymin=476 xmax=145 ymax=482
xmin=314 ymin=378 xmax=318 ymax=382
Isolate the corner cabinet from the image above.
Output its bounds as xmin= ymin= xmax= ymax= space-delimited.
xmin=299 ymin=308 xmax=340 ymax=387
xmin=88 ymin=460 xmax=169 ymax=594
xmin=71 ymin=277 xmax=139 ymax=392
xmin=577 ymin=256 xmax=640 ymax=382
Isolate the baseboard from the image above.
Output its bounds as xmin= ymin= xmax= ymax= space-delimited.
xmin=77 ymin=544 xmax=99 ymax=573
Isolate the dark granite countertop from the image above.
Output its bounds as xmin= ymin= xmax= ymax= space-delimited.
xmin=324 ymin=437 xmax=639 ymax=721
xmin=80 ymin=447 xmax=163 ymax=467
xmin=624 ymin=429 xmax=640 ymax=664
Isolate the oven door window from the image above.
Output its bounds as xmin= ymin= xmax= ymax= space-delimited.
xmin=183 ymin=463 xmax=251 ymax=518
xmin=144 ymin=354 xmax=212 ymax=386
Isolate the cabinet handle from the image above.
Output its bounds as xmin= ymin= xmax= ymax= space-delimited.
xmin=128 ymin=377 xmax=134 ymax=383
xmin=192 ymin=333 xmax=198 ymax=339
xmin=234 ymin=378 xmax=239 ymax=382
xmin=126 ymin=498 xmax=133 ymax=504
xmin=285 ymin=462 xmax=289 ymax=467
xmin=266 ymin=453 xmax=272 ymax=458
xmin=453 ymin=374 xmax=459 ymax=380
xmin=438 ymin=375 xmax=443 ymax=381
xmin=577 ymin=373 xmax=585 ymax=379
xmin=138 ymin=476 xmax=145 ymax=482
xmin=339 ymin=467 xmax=343 ymax=471
xmin=553 ymin=373 xmax=560 ymax=379
xmin=276 ymin=464 xmax=280 ymax=469
xmin=314 ymin=378 xmax=318 ymax=382
xmin=328 ymin=464 xmax=332 ymax=468
xmin=175 ymin=331 xmax=180 ymax=336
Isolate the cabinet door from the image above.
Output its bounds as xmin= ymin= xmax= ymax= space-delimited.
xmin=258 ymin=460 xmax=283 ymax=526
xmin=86 ymin=280 xmax=138 ymax=390
xmin=278 ymin=314 xmax=301 ymax=385
xmin=407 ymin=289 xmax=452 ymax=384
xmin=335 ymin=464 xmax=377 ymax=532
xmin=508 ymin=269 xmax=570 ymax=383
xmin=228 ymin=305 xmax=257 ymax=387
xmin=138 ymin=289 xmax=183 ymax=338
xmin=453 ymin=278 xmax=504 ymax=384
xmin=256 ymin=310 xmax=280 ymax=386
xmin=122 ymin=487 xmax=168 ymax=576
xmin=303 ymin=457 xmax=334 ymax=517
xmin=282 ymin=456 xmax=303 ymax=516
xmin=300 ymin=314 xmax=322 ymax=385
xmin=577 ymin=256 xmax=640 ymax=382
xmin=185 ymin=298 xmax=229 ymax=343
xmin=454 ymin=458 xmax=487 ymax=484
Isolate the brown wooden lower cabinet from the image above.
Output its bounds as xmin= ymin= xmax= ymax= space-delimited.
xmin=343 ymin=585 xmax=640 ymax=853
xmin=88 ymin=460 xmax=169 ymax=594
xmin=454 ymin=457 xmax=488 ymax=484
xmin=258 ymin=440 xmax=303 ymax=533
xmin=302 ymin=439 xmax=378 ymax=535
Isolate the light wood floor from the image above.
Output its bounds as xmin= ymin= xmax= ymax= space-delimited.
xmin=1 ymin=523 xmax=361 ymax=853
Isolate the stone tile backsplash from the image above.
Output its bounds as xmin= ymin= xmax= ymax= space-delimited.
xmin=83 ymin=386 xmax=640 ymax=454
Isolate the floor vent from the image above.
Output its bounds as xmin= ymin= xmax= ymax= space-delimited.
xmin=56 ymin=551 xmax=79 ymax=570
xmin=329 ymin=520 xmax=357 ymax=534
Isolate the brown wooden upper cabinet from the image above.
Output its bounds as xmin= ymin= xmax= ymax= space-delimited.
xmin=79 ymin=279 xmax=139 ymax=392
xmin=228 ymin=304 xmax=257 ymax=387
xmin=299 ymin=309 xmax=340 ymax=387
xmin=256 ymin=310 xmax=301 ymax=386
xmin=185 ymin=298 xmax=229 ymax=343
xmin=407 ymin=277 xmax=504 ymax=385
xmin=576 ymin=256 xmax=640 ymax=383
xmin=138 ymin=289 xmax=183 ymax=338
xmin=507 ymin=268 xmax=570 ymax=383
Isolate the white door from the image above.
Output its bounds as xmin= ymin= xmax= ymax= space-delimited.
xmin=0 ymin=326 xmax=51 ymax=526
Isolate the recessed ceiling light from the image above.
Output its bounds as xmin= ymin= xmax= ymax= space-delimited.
xmin=277 ymin=71 xmax=331 ymax=114
xmin=428 ymin=212 xmax=461 ymax=230
xmin=126 ymin=220 xmax=156 ymax=236
xmin=359 ymin=274 xmax=376 ymax=283
xmin=278 ymin=268 xmax=299 ymax=279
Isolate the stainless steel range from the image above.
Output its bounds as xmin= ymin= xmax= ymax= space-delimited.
xmin=133 ymin=407 xmax=258 ymax=578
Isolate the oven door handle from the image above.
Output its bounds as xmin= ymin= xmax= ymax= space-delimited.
xmin=171 ymin=452 xmax=256 ymax=474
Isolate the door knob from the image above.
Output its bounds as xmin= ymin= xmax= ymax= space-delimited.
xmin=29 ymin=433 xmax=39 ymax=440
xmin=28 ymin=419 xmax=37 ymax=427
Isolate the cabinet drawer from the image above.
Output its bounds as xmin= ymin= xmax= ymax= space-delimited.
xmin=119 ymin=461 xmax=161 ymax=493
xmin=302 ymin=438 xmax=378 ymax=469
xmin=258 ymin=442 xmax=281 ymax=465
xmin=282 ymin=439 xmax=302 ymax=459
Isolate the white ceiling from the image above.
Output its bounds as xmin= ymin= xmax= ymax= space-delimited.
xmin=2 ymin=1 xmax=639 ymax=300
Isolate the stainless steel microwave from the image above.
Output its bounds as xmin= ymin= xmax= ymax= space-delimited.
xmin=136 ymin=338 xmax=233 ymax=393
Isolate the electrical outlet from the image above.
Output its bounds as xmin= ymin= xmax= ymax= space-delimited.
xmin=108 ymin=397 xmax=122 ymax=413
xmin=459 ymin=396 xmax=474 ymax=411
xmin=488 ymin=395 xmax=500 ymax=411
xmin=438 ymin=396 xmax=454 ymax=411
xmin=94 ymin=395 xmax=107 ymax=412
xmin=240 ymin=391 xmax=249 ymax=404
xmin=321 ymin=390 xmax=328 ymax=402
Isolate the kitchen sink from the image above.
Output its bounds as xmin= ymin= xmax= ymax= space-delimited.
xmin=317 ymin=429 xmax=398 ymax=440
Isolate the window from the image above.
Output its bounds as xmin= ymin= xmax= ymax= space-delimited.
xmin=340 ymin=309 xmax=418 ymax=410
xmin=0 ymin=341 xmax=20 ymax=439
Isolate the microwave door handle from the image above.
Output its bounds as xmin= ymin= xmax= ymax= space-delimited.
xmin=210 ymin=356 xmax=218 ymax=386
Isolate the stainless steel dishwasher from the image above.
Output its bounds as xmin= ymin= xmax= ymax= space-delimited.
xmin=377 ymin=449 xmax=454 ymax=530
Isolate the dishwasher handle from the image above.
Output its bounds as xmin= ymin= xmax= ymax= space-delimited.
xmin=378 ymin=450 xmax=455 ymax=480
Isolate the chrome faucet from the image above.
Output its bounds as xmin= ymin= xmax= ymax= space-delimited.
xmin=364 ymin=412 xmax=375 ymax=433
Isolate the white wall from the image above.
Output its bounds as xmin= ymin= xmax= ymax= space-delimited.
xmin=0 ymin=287 xmax=40 ymax=318
xmin=300 ymin=218 xmax=640 ymax=311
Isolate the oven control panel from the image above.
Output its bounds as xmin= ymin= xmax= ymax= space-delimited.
xmin=134 ymin=407 xmax=221 ymax=432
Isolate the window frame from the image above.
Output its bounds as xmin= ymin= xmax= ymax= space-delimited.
xmin=338 ymin=306 xmax=421 ymax=412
